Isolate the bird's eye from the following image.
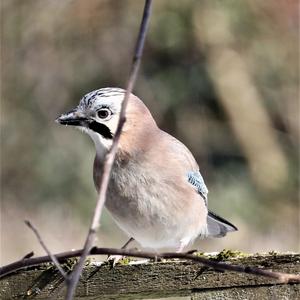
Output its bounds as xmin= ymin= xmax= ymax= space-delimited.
xmin=97 ymin=108 xmax=111 ymax=119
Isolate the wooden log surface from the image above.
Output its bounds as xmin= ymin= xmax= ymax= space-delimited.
xmin=0 ymin=253 xmax=299 ymax=299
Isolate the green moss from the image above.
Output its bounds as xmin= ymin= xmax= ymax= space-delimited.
xmin=194 ymin=249 xmax=250 ymax=260
xmin=85 ymin=258 xmax=92 ymax=266
xmin=61 ymin=257 xmax=78 ymax=271
xmin=215 ymin=249 xmax=250 ymax=260
xmin=118 ymin=257 xmax=133 ymax=265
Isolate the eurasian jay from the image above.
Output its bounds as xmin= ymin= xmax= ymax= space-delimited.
xmin=56 ymin=87 xmax=237 ymax=252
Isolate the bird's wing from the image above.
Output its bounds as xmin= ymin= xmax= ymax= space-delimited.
xmin=187 ymin=170 xmax=238 ymax=237
xmin=187 ymin=171 xmax=208 ymax=206
xmin=188 ymin=171 xmax=237 ymax=237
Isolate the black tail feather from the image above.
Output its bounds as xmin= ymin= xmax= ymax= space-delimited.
xmin=207 ymin=210 xmax=238 ymax=238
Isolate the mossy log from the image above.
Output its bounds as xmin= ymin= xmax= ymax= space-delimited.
xmin=0 ymin=253 xmax=299 ymax=299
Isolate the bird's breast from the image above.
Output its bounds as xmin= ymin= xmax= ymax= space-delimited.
xmin=93 ymin=155 xmax=208 ymax=249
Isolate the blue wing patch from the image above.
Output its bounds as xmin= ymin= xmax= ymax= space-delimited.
xmin=187 ymin=171 xmax=208 ymax=206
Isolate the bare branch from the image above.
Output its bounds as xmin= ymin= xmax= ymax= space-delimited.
xmin=65 ymin=1 xmax=153 ymax=299
xmin=24 ymin=220 xmax=68 ymax=280
xmin=1 ymin=247 xmax=299 ymax=284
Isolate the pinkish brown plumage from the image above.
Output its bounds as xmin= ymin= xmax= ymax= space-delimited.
xmin=57 ymin=87 xmax=237 ymax=251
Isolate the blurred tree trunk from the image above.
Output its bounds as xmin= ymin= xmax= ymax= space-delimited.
xmin=193 ymin=2 xmax=288 ymax=192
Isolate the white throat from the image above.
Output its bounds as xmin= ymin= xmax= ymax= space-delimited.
xmin=80 ymin=127 xmax=112 ymax=158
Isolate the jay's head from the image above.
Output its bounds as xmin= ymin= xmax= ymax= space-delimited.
xmin=56 ymin=87 xmax=156 ymax=152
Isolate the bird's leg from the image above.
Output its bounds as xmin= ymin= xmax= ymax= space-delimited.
xmin=121 ymin=237 xmax=135 ymax=249
xmin=108 ymin=237 xmax=135 ymax=266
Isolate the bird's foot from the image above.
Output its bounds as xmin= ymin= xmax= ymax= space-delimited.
xmin=107 ymin=237 xmax=136 ymax=267
xmin=185 ymin=249 xmax=198 ymax=255
xmin=107 ymin=254 xmax=128 ymax=267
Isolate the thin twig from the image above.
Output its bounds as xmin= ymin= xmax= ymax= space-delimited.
xmin=22 ymin=251 xmax=34 ymax=260
xmin=1 ymin=247 xmax=299 ymax=284
xmin=65 ymin=1 xmax=153 ymax=299
xmin=24 ymin=220 xmax=68 ymax=280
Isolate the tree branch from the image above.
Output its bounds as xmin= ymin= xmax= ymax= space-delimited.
xmin=1 ymin=248 xmax=299 ymax=284
xmin=65 ymin=1 xmax=153 ymax=299
xmin=24 ymin=220 xmax=68 ymax=280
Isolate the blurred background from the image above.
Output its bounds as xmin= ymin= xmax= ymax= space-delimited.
xmin=1 ymin=0 xmax=299 ymax=264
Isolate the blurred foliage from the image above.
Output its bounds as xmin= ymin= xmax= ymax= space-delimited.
xmin=1 ymin=0 xmax=299 ymax=263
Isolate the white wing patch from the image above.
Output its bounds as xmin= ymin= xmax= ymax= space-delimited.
xmin=187 ymin=171 xmax=208 ymax=206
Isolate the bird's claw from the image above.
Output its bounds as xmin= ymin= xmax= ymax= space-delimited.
xmin=107 ymin=254 xmax=125 ymax=267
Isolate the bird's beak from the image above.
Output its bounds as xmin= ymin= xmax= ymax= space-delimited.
xmin=55 ymin=109 xmax=89 ymax=126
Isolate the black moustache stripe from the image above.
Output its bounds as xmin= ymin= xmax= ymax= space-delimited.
xmin=88 ymin=121 xmax=113 ymax=139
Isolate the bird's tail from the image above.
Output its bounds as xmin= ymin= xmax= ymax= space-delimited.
xmin=207 ymin=210 xmax=238 ymax=238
